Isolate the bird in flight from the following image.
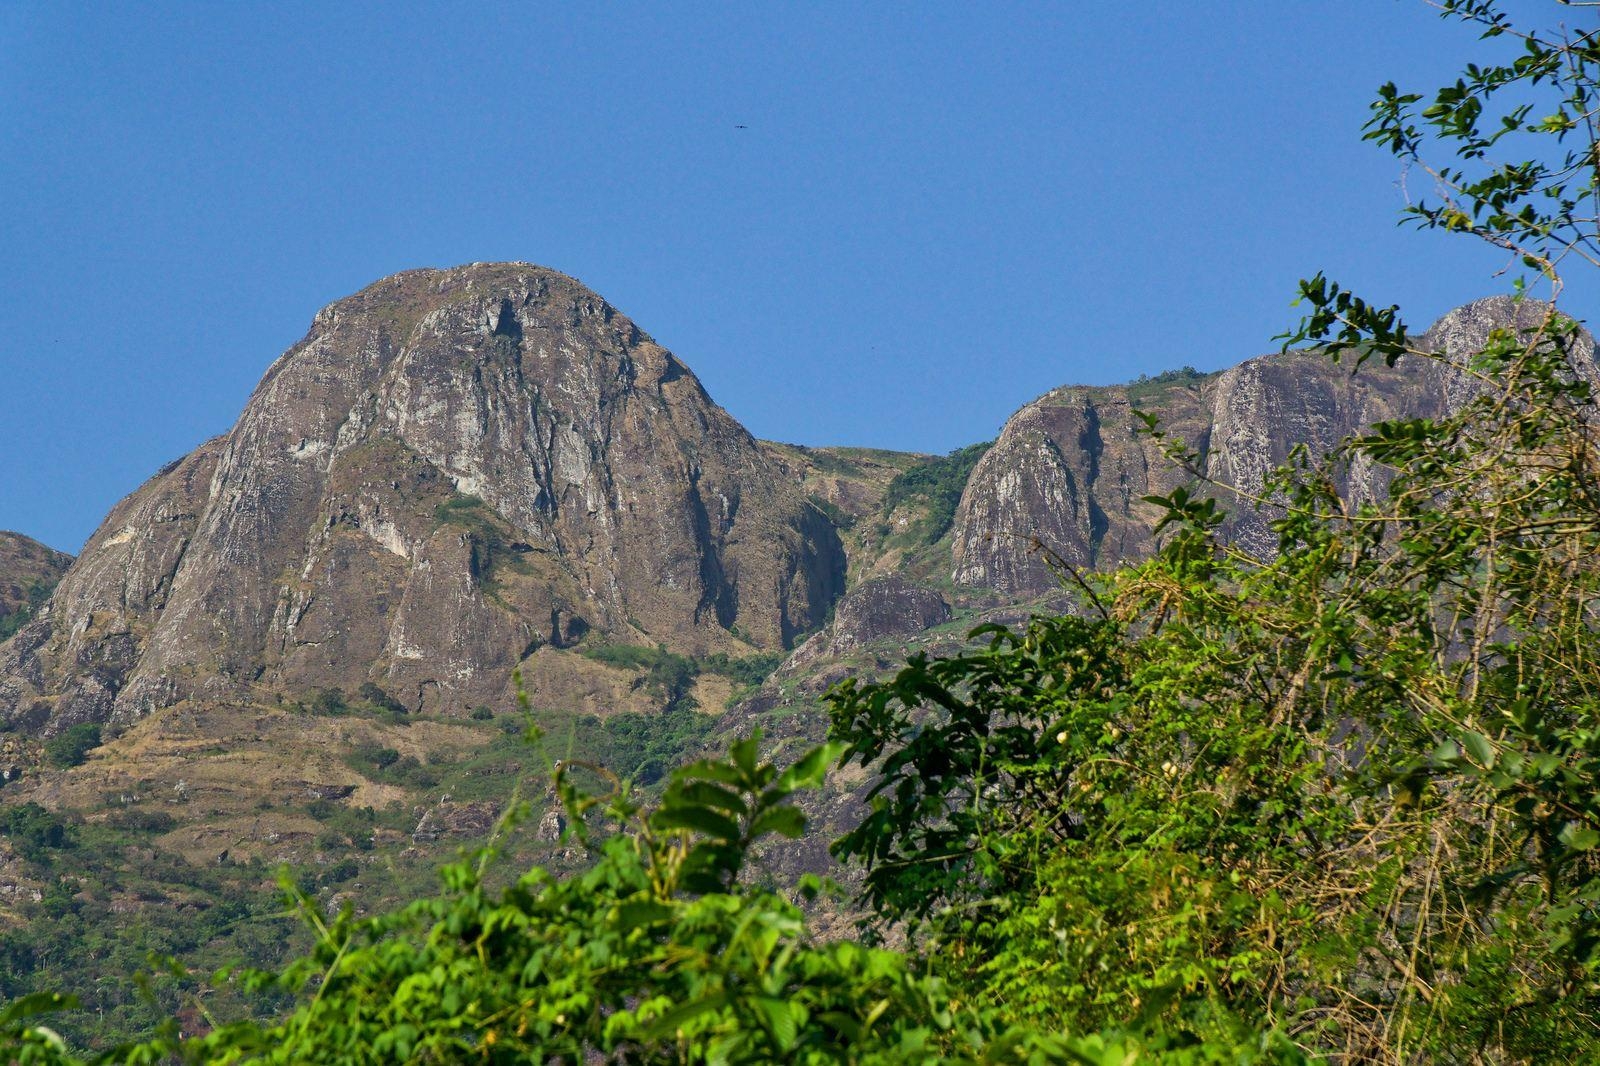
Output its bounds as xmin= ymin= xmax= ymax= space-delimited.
xmin=735 ymin=124 xmax=748 ymax=129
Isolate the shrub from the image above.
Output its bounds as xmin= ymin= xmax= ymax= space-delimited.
xmin=105 ymin=810 xmax=175 ymax=834
xmin=43 ymin=724 xmax=100 ymax=769
xmin=356 ymin=682 xmax=407 ymax=718
xmin=0 ymin=803 xmax=72 ymax=863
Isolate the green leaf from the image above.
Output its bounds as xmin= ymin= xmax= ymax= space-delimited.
xmin=752 ymin=996 xmax=799 ymax=1052
xmin=674 ymin=780 xmax=750 ymax=817
xmin=748 ymin=805 xmax=807 ymax=840
xmin=653 ymin=805 xmax=742 ymax=843
xmin=774 ymin=742 xmax=844 ymax=793
xmin=1461 ymin=730 xmax=1495 ymax=768
xmin=1558 ymin=823 xmax=1600 ymax=852
xmin=0 ymin=992 xmax=79 ymax=1027
xmin=642 ymin=992 xmax=730 ymax=1042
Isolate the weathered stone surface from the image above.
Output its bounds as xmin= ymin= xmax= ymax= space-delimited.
xmin=952 ymin=297 xmax=1591 ymax=593
xmin=4 ymin=287 xmax=1582 ymax=736
xmin=786 ymin=574 xmax=951 ymax=671
xmin=1 ymin=264 xmax=845 ymax=732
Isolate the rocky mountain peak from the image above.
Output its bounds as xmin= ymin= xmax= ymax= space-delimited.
xmin=0 ymin=264 xmax=845 ymax=731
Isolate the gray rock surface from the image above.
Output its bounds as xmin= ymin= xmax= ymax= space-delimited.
xmin=951 ymin=297 xmax=1590 ymax=593
xmin=785 ymin=573 xmax=952 ymax=671
xmin=0 ymin=264 xmax=845 ymax=731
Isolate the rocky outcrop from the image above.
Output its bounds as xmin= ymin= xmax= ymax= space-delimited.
xmin=1 ymin=264 xmax=845 ymax=732
xmin=785 ymin=574 xmax=951 ymax=671
xmin=950 ymin=380 xmax=1209 ymax=594
xmin=952 ymin=297 xmax=1591 ymax=593
xmin=0 ymin=533 xmax=72 ymax=637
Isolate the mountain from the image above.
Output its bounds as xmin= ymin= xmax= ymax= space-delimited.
xmin=1 ymin=283 xmax=1568 ymax=744
xmin=0 ymin=264 xmax=845 ymax=734
xmin=950 ymin=296 xmax=1579 ymax=594
xmin=0 ymin=533 xmax=71 ymax=643
xmin=1 ymin=269 xmax=1586 ymax=1043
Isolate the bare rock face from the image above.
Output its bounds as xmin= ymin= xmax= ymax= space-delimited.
xmin=0 ymin=533 xmax=72 ymax=637
xmin=952 ymin=297 xmax=1590 ymax=594
xmin=1 ymin=264 xmax=845 ymax=731
xmin=785 ymin=574 xmax=951 ymax=671
xmin=950 ymin=381 xmax=1209 ymax=594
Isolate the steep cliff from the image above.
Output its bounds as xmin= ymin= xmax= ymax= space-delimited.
xmin=0 ymin=264 xmax=846 ymax=731
xmin=951 ymin=297 xmax=1585 ymax=594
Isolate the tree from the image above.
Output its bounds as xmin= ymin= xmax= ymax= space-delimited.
xmin=828 ymin=2 xmax=1600 ymax=1059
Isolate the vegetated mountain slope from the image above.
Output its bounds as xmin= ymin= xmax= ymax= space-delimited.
xmin=951 ymin=296 xmax=1579 ymax=595
xmin=710 ymin=297 xmax=1595 ymax=902
xmin=0 ymin=263 xmax=847 ymax=733
xmin=0 ymin=534 xmax=71 ymax=644
xmin=0 ymin=278 xmax=1581 ymax=1042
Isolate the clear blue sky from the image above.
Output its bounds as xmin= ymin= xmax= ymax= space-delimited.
xmin=0 ymin=2 xmax=1585 ymax=552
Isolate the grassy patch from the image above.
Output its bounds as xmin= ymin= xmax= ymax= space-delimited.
xmin=433 ymin=494 xmax=538 ymax=591
xmin=579 ymin=644 xmax=782 ymax=711
xmin=1126 ymin=365 xmax=1208 ymax=405
xmin=0 ymin=577 xmax=59 ymax=642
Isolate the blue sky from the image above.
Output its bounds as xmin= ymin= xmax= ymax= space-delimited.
xmin=0 ymin=2 xmax=1583 ymax=552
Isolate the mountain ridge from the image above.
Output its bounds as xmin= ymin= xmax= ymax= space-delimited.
xmin=3 ymin=277 xmax=1575 ymax=741
xmin=0 ymin=268 xmax=1583 ymax=1041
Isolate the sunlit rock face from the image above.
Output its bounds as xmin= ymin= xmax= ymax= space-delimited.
xmin=784 ymin=573 xmax=951 ymax=672
xmin=0 ymin=264 xmax=845 ymax=731
xmin=951 ymin=298 xmax=1591 ymax=594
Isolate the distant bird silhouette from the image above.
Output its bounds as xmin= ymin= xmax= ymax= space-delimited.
xmin=735 ymin=124 xmax=748 ymax=129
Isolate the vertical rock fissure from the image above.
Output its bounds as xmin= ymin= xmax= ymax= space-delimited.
xmin=1078 ymin=401 xmax=1109 ymax=566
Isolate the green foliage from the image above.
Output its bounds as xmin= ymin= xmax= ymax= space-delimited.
xmin=306 ymin=688 xmax=347 ymax=717
xmin=342 ymin=742 xmax=439 ymax=789
xmin=0 ymin=992 xmax=81 ymax=1064
xmin=0 ymin=804 xmax=72 ymax=864
xmin=533 ymin=703 xmax=717 ymax=788
xmin=4 ymin=5 xmax=1599 ymax=1061
xmin=1363 ymin=0 xmax=1598 ymax=295
xmin=0 ymin=578 xmax=56 ymax=643
xmin=580 ymin=642 xmax=781 ymax=712
xmin=0 ymin=807 xmax=296 ymax=1052
xmin=700 ymin=649 xmax=783 ymax=693
xmin=300 ymin=685 xmax=407 ymax=723
xmin=104 ymin=809 xmax=175 ymax=834
xmin=826 ymin=7 xmax=1600 ymax=1058
xmin=1127 ymin=365 xmax=1207 ymax=404
xmin=42 ymin=725 xmax=100 ymax=770
xmin=1 ymin=742 xmax=949 ymax=1063
xmin=348 ymin=743 xmax=400 ymax=772
xmin=6 ymin=735 xmax=1294 ymax=1063
xmin=881 ymin=442 xmax=992 ymax=545
xmin=807 ymin=493 xmax=855 ymax=530
xmin=831 ymin=303 xmax=1600 ymax=1055
xmin=356 ymin=682 xmax=406 ymax=717
xmin=581 ymin=642 xmax=700 ymax=711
